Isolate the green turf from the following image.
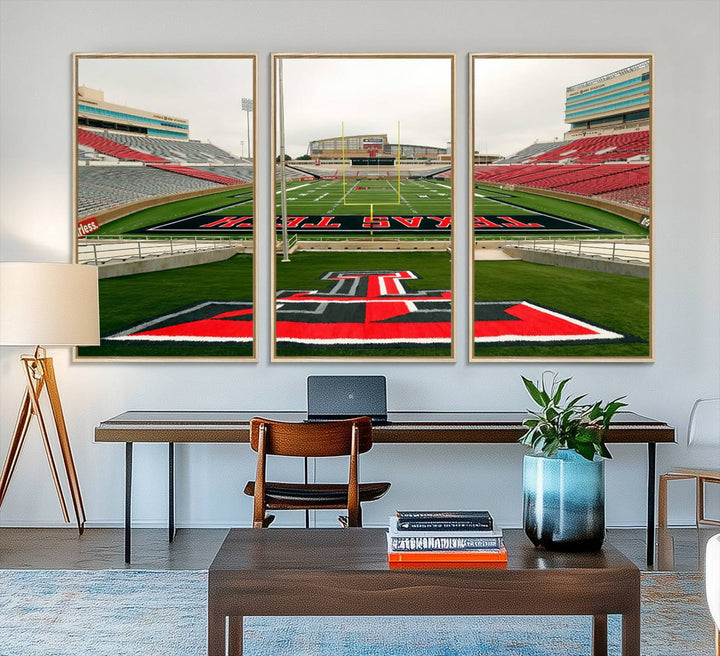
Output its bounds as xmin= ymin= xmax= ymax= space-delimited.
xmin=279 ymin=178 xmax=452 ymax=216
xmin=94 ymin=186 xmax=253 ymax=236
xmin=77 ymin=254 xmax=253 ymax=358
xmin=82 ymin=173 xmax=650 ymax=360
xmin=474 ymin=184 xmax=648 ymax=237
xmin=473 ymin=260 xmax=650 ymax=358
xmin=275 ymin=250 xmax=452 ymax=358
xmin=276 ymin=251 xmax=450 ymax=290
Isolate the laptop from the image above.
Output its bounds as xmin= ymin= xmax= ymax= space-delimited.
xmin=306 ymin=375 xmax=388 ymax=425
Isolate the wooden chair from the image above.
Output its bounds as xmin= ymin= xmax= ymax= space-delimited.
xmin=658 ymin=398 xmax=720 ymax=529
xmin=243 ymin=416 xmax=390 ymax=528
xmin=658 ymin=468 xmax=720 ymax=528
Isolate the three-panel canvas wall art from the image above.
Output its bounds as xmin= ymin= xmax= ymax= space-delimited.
xmin=73 ymin=53 xmax=652 ymax=362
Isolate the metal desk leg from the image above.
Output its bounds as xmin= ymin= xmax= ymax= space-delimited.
xmin=169 ymin=443 xmax=176 ymax=542
xmin=646 ymin=442 xmax=656 ymax=566
xmin=125 ymin=442 xmax=133 ymax=564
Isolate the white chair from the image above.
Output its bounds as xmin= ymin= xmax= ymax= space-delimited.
xmin=658 ymin=398 xmax=720 ymax=528
xmin=706 ymin=533 xmax=720 ymax=656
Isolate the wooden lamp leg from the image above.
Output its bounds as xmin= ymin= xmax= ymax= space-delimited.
xmin=21 ymin=355 xmax=72 ymax=524
xmin=0 ymin=351 xmax=86 ymax=534
xmin=0 ymin=391 xmax=34 ymax=506
xmin=41 ymin=357 xmax=86 ymax=532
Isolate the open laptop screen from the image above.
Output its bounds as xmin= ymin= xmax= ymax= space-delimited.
xmin=306 ymin=375 xmax=387 ymax=424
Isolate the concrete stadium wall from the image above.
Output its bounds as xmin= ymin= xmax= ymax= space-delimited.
xmin=294 ymin=240 xmax=450 ymax=252
xmin=97 ymin=247 xmax=246 ymax=279
xmin=506 ymin=247 xmax=650 ymax=278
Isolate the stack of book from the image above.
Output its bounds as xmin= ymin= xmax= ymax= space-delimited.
xmin=387 ymin=510 xmax=507 ymax=567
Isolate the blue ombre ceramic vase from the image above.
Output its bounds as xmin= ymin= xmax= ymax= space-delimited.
xmin=523 ymin=448 xmax=606 ymax=551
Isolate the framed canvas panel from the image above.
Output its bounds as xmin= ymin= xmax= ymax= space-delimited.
xmin=73 ymin=54 xmax=257 ymax=361
xmin=470 ymin=54 xmax=653 ymax=362
xmin=271 ymin=54 xmax=455 ymax=362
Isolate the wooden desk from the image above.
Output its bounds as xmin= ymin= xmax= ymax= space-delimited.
xmin=207 ymin=528 xmax=641 ymax=656
xmin=94 ymin=411 xmax=674 ymax=564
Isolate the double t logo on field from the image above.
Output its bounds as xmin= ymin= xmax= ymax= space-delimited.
xmin=104 ymin=270 xmax=632 ymax=348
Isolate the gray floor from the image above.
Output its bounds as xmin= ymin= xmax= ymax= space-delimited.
xmin=0 ymin=526 xmax=716 ymax=571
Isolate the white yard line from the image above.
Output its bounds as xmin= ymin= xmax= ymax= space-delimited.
xmin=387 ymin=180 xmax=419 ymax=214
xmin=470 ymin=185 xmax=603 ymax=231
xmin=328 ymin=181 xmax=355 ymax=213
xmin=275 ymin=182 xmax=312 ymax=194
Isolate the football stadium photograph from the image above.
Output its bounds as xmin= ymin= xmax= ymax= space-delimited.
xmin=471 ymin=55 xmax=651 ymax=360
xmin=272 ymin=54 xmax=455 ymax=360
xmin=73 ymin=54 xmax=256 ymax=360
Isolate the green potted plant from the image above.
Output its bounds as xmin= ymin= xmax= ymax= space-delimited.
xmin=519 ymin=372 xmax=626 ymax=551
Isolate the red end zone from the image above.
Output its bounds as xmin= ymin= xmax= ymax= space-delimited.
xmin=104 ymin=271 xmax=632 ymax=347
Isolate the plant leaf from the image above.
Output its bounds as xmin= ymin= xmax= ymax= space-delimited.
xmin=552 ymin=377 xmax=571 ymax=404
xmin=576 ymin=442 xmax=595 ymax=461
xmin=521 ymin=376 xmax=547 ymax=407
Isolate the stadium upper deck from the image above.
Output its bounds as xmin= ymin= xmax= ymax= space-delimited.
xmin=308 ymin=134 xmax=447 ymax=161
xmin=564 ymin=60 xmax=650 ymax=140
xmin=78 ymin=86 xmax=189 ymax=140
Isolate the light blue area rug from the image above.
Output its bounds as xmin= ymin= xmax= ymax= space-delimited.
xmin=0 ymin=569 xmax=714 ymax=656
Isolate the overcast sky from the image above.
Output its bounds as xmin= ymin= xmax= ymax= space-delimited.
xmin=77 ymin=57 xmax=254 ymax=157
xmin=76 ymin=56 xmax=646 ymax=162
xmin=473 ymin=57 xmax=647 ymax=158
xmin=278 ymin=57 xmax=452 ymax=157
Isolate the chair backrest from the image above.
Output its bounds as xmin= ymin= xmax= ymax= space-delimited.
xmin=249 ymin=417 xmax=373 ymax=457
xmin=687 ymin=398 xmax=720 ymax=447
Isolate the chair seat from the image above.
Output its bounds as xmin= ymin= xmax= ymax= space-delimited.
xmin=244 ymin=481 xmax=390 ymax=509
xmin=659 ymin=469 xmax=720 ymax=528
xmin=664 ymin=467 xmax=720 ymax=480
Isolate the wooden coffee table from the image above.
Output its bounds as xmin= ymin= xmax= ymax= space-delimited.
xmin=208 ymin=528 xmax=640 ymax=656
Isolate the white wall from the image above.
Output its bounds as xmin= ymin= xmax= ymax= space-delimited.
xmin=1 ymin=0 xmax=718 ymax=530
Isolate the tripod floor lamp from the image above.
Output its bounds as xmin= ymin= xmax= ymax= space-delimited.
xmin=0 ymin=262 xmax=99 ymax=533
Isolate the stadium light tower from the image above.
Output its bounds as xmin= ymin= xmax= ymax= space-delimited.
xmin=242 ymin=97 xmax=253 ymax=160
xmin=277 ymin=59 xmax=290 ymax=262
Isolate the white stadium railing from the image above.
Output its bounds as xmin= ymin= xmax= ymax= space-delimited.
xmin=78 ymin=236 xmax=250 ymax=266
xmin=504 ymin=238 xmax=650 ymax=265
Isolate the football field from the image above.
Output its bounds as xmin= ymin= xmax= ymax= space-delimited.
xmin=93 ymin=177 xmax=647 ymax=240
xmin=472 ymin=183 xmax=650 ymax=358
xmin=81 ymin=172 xmax=650 ymax=359
xmin=279 ymin=177 xmax=451 ymax=216
xmin=473 ymin=184 xmax=648 ymax=237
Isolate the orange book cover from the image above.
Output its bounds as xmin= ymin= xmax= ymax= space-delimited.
xmin=389 ymin=560 xmax=508 ymax=570
xmin=388 ymin=545 xmax=508 ymax=564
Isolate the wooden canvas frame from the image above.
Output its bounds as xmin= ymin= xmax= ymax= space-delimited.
xmin=271 ymin=53 xmax=456 ymax=362
xmin=469 ymin=54 xmax=653 ymax=362
xmin=72 ymin=53 xmax=257 ymax=361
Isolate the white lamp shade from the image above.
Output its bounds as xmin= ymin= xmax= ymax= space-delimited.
xmin=0 ymin=262 xmax=100 ymax=346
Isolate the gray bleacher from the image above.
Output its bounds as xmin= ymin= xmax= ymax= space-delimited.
xmin=193 ymin=166 xmax=254 ymax=182
xmin=415 ymin=166 xmax=452 ymax=178
xmin=105 ymin=133 xmax=246 ymax=164
xmin=495 ymin=141 xmax=570 ymax=164
xmin=77 ymin=166 xmax=222 ymax=218
xmin=275 ymin=167 xmax=304 ymax=180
